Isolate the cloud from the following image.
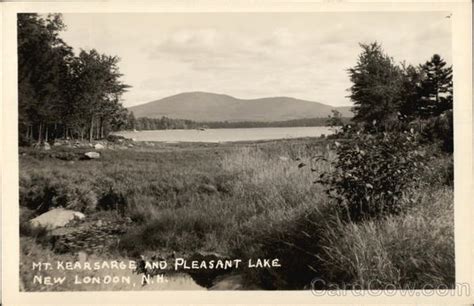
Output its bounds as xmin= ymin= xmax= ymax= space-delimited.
xmin=61 ymin=12 xmax=452 ymax=107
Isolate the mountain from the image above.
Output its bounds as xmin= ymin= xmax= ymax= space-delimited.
xmin=128 ymin=92 xmax=353 ymax=122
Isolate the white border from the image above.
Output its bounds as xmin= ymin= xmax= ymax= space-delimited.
xmin=2 ymin=1 xmax=472 ymax=305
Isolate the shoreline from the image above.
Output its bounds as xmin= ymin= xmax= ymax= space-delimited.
xmin=112 ymin=126 xmax=337 ymax=144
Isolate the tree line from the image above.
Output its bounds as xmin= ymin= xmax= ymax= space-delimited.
xmin=348 ymin=42 xmax=452 ymax=130
xmin=125 ymin=113 xmax=351 ymax=131
xmin=18 ymin=13 xmax=130 ymax=145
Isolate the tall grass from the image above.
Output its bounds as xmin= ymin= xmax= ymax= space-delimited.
xmin=19 ymin=138 xmax=454 ymax=290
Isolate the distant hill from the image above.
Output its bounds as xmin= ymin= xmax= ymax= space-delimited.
xmin=128 ymin=92 xmax=353 ymax=122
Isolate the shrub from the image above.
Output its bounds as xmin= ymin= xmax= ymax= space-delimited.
xmin=52 ymin=182 xmax=98 ymax=213
xmin=98 ymin=187 xmax=127 ymax=212
xmin=19 ymin=171 xmax=98 ymax=213
xmin=318 ymin=129 xmax=427 ymax=220
xmin=419 ymin=110 xmax=453 ymax=153
xmin=106 ymin=134 xmax=126 ymax=142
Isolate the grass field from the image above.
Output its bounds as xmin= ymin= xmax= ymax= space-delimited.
xmin=19 ymin=137 xmax=454 ymax=290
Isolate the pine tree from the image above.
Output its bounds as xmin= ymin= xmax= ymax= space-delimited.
xmin=348 ymin=42 xmax=403 ymax=129
xmin=416 ymin=54 xmax=453 ymax=117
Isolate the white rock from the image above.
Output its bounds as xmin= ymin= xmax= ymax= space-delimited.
xmin=278 ymin=156 xmax=289 ymax=161
xmin=73 ymin=211 xmax=86 ymax=220
xmin=29 ymin=208 xmax=86 ymax=230
xmin=94 ymin=143 xmax=105 ymax=150
xmin=77 ymin=251 xmax=88 ymax=263
xmin=84 ymin=152 xmax=100 ymax=159
xmin=41 ymin=142 xmax=51 ymax=151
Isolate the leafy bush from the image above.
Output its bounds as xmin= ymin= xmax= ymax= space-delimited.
xmin=318 ymin=129 xmax=427 ymax=220
xmin=106 ymin=134 xmax=126 ymax=142
xmin=19 ymin=171 xmax=98 ymax=213
xmin=419 ymin=110 xmax=453 ymax=153
xmin=52 ymin=182 xmax=98 ymax=212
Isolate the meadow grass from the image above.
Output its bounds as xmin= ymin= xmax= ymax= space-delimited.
xmin=19 ymin=138 xmax=454 ymax=290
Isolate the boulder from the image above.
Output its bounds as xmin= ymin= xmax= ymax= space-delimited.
xmin=40 ymin=142 xmax=51 ymax=151
xmin=94 ymin=143 xmax=105 ymax=150
xmin=29 ymin=208 xmax=86 ymax=230
xmin=84 ymin=152 xmax=100 ymax=159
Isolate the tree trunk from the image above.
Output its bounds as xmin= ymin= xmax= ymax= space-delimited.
xmin=89 ymin=116 xmax=94 ymax=142
xmin=96 ymin=118 xmax=101 ymax=139
xmin=37 ymin=123 xmax=42 ymax=143
xmin=45 ymin=125 xmax=49 ymax=142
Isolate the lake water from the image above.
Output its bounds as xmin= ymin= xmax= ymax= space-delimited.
xmin=116 ymin=126 xmax=335 ymax=143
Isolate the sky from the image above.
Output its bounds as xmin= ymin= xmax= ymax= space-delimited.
xmin=59 ymin=12 xmax=452 ymax=108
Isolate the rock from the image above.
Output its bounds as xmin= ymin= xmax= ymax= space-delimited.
xmin=40 ymin=142 xmax=51 ymax=151
xmin=278 ymin=156 xmax=289 ymax=161
xmin=53 ymin=141 xmax=62 ymax=146
xmin=29 ymin=208 xmax=86 ymax=230
xmin=128 ymin=144 xmax=134 ymax=148
xmin=84 ymin=152 xmax=100 ymax=159
xmin=96 ymin=220 xmax=103 ymax=227
xmin=73 ymin=211 xmax=86 ymax=220
xmin=94 ymin=143 xmax=105 ymax=150
xmin=77 ymin=251 xmax=88 ymax=263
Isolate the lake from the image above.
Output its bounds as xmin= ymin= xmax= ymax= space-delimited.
xmin=115 ymin=126 xmax=335 ymax=143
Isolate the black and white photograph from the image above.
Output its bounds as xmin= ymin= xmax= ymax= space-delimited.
xmin=2 ymin=1 xmax=472 ymax=303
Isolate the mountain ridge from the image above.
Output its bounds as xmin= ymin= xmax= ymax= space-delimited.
xmin=129 ymin=91 xmax=353 ymax=122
